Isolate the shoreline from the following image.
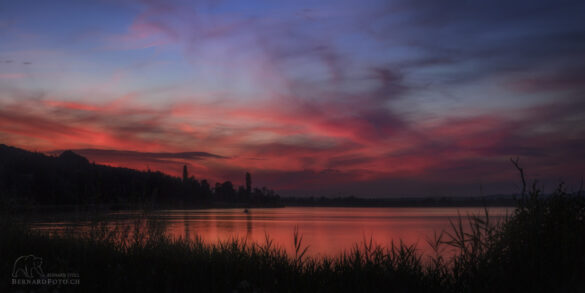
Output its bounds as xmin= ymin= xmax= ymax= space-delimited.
xmin=2 ymin=190 xmax=584 ymax=292
xmin=1 ymin=201 xmax=516 ymax=213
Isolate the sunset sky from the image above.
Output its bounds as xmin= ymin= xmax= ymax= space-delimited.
xmin=1 ymin=0 xmax=584 ymax=196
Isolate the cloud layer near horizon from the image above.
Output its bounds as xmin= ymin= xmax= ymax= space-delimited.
xmin=1 ymin=0 xmax=584 ymax=196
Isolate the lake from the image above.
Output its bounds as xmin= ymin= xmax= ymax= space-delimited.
xmin=28 ymin=206 xmax=512 ymax=257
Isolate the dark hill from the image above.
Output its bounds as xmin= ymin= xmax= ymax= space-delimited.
xmin=0 ymin=144 xmax=279 ymax=207
xmin=58 ymin=150 xmax=90 ymax=166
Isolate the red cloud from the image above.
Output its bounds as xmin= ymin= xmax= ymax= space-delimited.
xmin=1 ymin=94 xmax=583 ymax=196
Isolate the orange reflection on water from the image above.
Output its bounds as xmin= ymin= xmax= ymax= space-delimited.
xmin=29 ymin=207 xmax=511 ymax=257
xmin=93 ymin=207 xmax=510 ymax=257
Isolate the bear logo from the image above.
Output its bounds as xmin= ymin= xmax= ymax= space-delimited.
xmin=12 ymin=255 xmax=45 ymax=278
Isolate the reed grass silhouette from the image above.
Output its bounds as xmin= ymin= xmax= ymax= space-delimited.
xmin=1 ymin=185 xmax=584 ymax=292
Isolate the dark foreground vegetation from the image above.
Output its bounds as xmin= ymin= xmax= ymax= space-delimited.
xmin=1 ymin=185 xmax=584 ymax=293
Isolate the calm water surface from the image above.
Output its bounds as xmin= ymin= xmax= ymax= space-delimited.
xmin=29 ymin=207 xmax=512 ymax=257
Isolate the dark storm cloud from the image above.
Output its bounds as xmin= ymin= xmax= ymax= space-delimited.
xmin=363 ymin=0 xmax=585 ymax=86
xmin=49 ymin=149 xmax=226 ymax=161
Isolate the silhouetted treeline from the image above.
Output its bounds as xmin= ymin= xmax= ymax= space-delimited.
xmin=0 ymin=144 xmax=280 ymax=208
xmin=282 ymin=195 xmax=516 ymax=207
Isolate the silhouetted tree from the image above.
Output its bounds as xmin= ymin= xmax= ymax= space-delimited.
xmin=245 ymin=172 xmax=252 ymax=195
xmin=200 ymin=179 xmax=211 ymax=199
xmin=182 ymin=165 xmax=189 ymax=183
xmin=238 ymin=186 xmax=247 ymax=201
xmin=222 ymin=181 xmax=235 ymax=199
xmin=214 ymin=181 xmax=236 ymax=200
xmin=0 ymin=144 xmax=281 ymax=207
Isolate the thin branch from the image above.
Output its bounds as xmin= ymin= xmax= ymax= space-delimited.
xmin=510 ymin=157 xmax=526 ymax=201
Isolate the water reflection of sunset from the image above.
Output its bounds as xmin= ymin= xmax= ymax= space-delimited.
xmin=29 ymin=207 xmax=511 ymax=257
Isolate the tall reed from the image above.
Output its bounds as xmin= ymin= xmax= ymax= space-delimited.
xmin=1 ymin=186 xmax=583 ymax=292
